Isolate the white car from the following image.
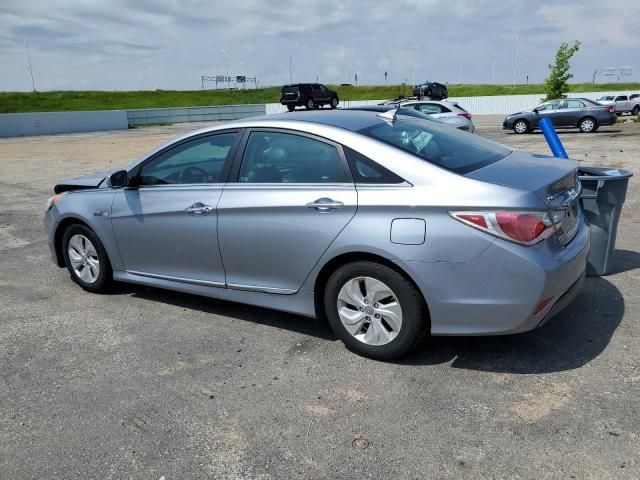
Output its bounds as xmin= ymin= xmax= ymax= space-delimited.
xmin=597 ymin=95 xmax=640 ymax=116
xmin=398 ymin=100 xmax=476 ymax=133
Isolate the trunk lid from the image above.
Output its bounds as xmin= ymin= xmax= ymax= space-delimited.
xmin=465 ymin=150 xmax=581 ymax=244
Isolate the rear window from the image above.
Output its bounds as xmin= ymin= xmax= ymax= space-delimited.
xmin=358 ymin=118 xmax=510 ymax=175
xmin=282 ymin=85 xmax=299 ymax=94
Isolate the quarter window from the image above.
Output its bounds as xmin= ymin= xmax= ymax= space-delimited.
xmin=139 ymin=132 xmax=237 ymax=185
xmin=238 ymin=131 xmax=347 ymax=183
xmin=343 ymin=147 xmax=404 ymax=184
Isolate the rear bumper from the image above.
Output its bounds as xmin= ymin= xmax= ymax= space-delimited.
xmin=399 ymin=218 xmax=590 ymax=335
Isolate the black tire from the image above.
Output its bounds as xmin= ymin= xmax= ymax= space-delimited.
xmin=324 ymin=261 xmax=428 ymax=360
xmin=313 ymin=103 xmax=320 ymax=110
xmin=306 ymin=98 xmax=314 ymax=110
xmin=287 ymin=105 xmax=295 ymax=112
xmin=426 ymin=88 xmax=432 ymax=98
xmin=330 ymin=97 xmax=339 ymax=109
xmin=578 ymin=117 xmax=597 ymax=133
xmin=632 ymin=105 xmax=640 ymax=116
xmin=513 ymin=119 xmax=529 ymax=134
xmin=62 ymin=224 xmax=112 ymax=293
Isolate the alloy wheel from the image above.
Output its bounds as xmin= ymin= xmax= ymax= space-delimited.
xmin=580 ymin=118 xmax=595 ymax=132
xmin=337 ymin=276 xmax=403 ymax=346
xmin=67 ymin=234 xmax=100 ymax=283
xmin=514 ymin=120 xmax=528 ymax=133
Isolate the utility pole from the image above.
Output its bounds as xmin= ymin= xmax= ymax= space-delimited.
xmin=289 ymin=56 xmax=293 ymax=83
xmin=24 ymin=41 xmax=36 ymax=92
xmin=513 ymin=34 xmax=520 ymax=87
xmin=412 ymin=46 xmax=417 ymax=86
xmin=490 ymin=54 xmax=496 ymax=83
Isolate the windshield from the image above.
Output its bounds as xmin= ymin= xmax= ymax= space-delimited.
xmin=359 ymin=118 xmax=511 ymax=174
xmin=599 ymin=96 xmax=614 ymax=101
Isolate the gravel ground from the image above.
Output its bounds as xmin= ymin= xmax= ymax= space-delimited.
xmin=1 ymin=118 xmax=639 ymax=479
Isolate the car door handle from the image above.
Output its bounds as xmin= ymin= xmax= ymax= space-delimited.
xmin=186 ymin=202 xmax=213 ymax=215
xmin=306 ymin=198 xmax=344 ymax=212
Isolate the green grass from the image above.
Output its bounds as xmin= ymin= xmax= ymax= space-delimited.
xmin=2 ymin=83 xmax=639 ymax=113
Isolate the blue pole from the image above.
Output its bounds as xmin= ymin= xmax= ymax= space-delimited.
xmin=539 ymin=116 xmax=568 ymax=159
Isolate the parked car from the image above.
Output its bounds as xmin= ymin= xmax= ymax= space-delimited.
xmin=280 ymin=83 xmax=339 ymax=111
xmin=413 ymin=81 xmax=448 ymax=100
xmin=45 ymin=110 xmax=588 ymax=360
xmin=503 ymin=98 xmax=617 ymax=134
xmin=398 ymin=100 xmax=475 ymax=132
xmin=343 ymin=105 xmax=455 ymax=127
xmin=596 ymin=95 xmax=640 ymax=116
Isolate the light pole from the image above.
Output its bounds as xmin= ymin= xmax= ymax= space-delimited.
xmin=513 ymin=34 xmax=520 ymax=87
xmin=24 ymin=41 xmax=36 ymax=92
xmin=490 ymin=54 xmax=496 ymax=83
xmin=220 ymin=49 xmax=230 ymax=88
xmin=412 ymin=44 xmax=423 ymax=86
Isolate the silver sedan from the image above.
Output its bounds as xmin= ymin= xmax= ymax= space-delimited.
xmin=44 ymin=110 xmax=589 ymax=359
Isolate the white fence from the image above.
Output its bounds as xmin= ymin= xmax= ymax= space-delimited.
xmin=267 ymin=90 xmax=638 ymax=116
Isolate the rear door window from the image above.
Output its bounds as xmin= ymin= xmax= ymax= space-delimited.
xmin=564 ymin=99 xmax=585 ymax=109
xmin=238 ymin=131 xmax=348 ymax=183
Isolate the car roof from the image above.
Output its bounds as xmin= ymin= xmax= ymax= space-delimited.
xmin=249 ymin=110 xmax=392 ymax=131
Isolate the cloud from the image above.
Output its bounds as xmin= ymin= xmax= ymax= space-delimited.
xmin=0 ymin=0 xmax=638 ymax=91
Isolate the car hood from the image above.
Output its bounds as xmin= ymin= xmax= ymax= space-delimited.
xmin=465 ymin=150 xmax=578 ymax=207
xmin=54 ymin=169 xmax=115 ymax=194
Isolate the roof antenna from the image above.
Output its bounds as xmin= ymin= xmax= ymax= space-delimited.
xmin=377 ymin=103 xmax=400 ymax=123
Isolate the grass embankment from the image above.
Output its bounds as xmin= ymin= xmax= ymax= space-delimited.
xmin=2 ymin=83 xmax=639 ymax=113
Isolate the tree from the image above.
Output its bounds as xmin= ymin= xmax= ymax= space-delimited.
xmin=543 ymin=41 xmax=581 ymax=101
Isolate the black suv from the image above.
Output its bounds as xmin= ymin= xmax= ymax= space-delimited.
xmin=412 ymin=81 xmax=448 ymax=100
xmin=280 ymin=83 xmax=339 ymax=111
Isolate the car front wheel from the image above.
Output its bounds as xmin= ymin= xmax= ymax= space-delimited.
xmin=330 ymin=97 xmax=339 ymax=109
xmin=62 ymin=224 xmax=112 ymax=293
xmin=513 ymin=119 xmax=529 ymax=134
xmin=324 ymin=261 xmax=427 ymax=360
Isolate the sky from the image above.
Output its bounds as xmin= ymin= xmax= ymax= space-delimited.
xmin=1 ymin=0 xmax=639 ymax=91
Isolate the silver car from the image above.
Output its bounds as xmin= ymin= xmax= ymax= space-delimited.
xmin=397 ymin=100 xmax=475 ymax=132
xmin=44 ymin=111 xmax=589 ymax=359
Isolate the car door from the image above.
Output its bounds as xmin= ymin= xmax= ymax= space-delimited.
xmin=614 ymin=95 xmax=628 ymax=112
xmin=318 ymin=84 xmax=331 ymax=103
xmin=111 ymin=131 xmax=240 ymax=285
xmin=533 ymin=100 xmax=563 ymax=128
xmin=217 ymin=129 xmax=357 ymax=293
xmin=561 ymin=99 xmax=585 ymax=126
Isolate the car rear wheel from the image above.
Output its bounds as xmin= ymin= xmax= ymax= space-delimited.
xmin=306 ymin=98 xmax=314 ymax=110
xmin=513 ymin=119 xmax=529 ymax=134
xmin=579 ymin=117 xmax=597 ymax=133
xmin=330 ymin=97 xmax=339 ymax=109
xmin=287 ymin=105 xmax=295 ymax=112
xmin=62 ymin=224 xmax=112 ymax=293
xmin=324 ymin=261 xmax=427 ymax=360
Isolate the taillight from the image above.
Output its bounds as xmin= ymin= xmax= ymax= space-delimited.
xmin=606 ymin=106 xmax=615 ymax=113
xmin=450 ymin=210 xmax=565 ymax=246
xmin=458 ymin=112 xmax=472 ymax=120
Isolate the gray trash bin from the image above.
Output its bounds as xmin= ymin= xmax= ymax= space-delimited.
xmin=578 ymin=166 xmax=633 ymax=276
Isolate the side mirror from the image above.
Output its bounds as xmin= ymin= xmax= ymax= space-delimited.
xmin=533 ymin=108 xmax=539 ymax=114
xmin=109 ymin=170 xmax=131 ymax=188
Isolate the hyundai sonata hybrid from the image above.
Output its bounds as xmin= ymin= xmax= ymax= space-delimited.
xmin=44 ymin=110 xmax=589 ymax=359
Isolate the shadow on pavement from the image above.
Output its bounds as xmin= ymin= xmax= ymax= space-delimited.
xmin=107 ymin=247 xmax=636 ymax=372
xmin=111 ymin=282 xmax=337 ymax=341
xmin=402 ymin=275 xmax=624 ymax=373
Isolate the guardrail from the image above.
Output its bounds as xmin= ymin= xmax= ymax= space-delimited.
xmin=0 ymin=110 xmax=128 ymax=138
xmin=126 ymin=104 xmax=266 ymax=126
